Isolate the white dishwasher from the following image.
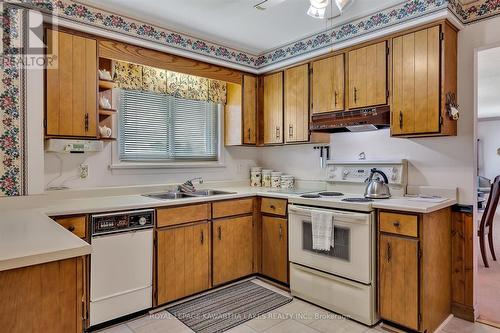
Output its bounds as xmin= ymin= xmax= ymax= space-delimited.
xmin=90 ymin=209 xmax=154 ymax=327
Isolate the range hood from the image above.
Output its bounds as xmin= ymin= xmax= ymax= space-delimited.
xmin=310 ymin=105 xmax=390 ymax=133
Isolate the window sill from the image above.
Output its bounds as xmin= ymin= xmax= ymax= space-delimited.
xmin=109 ymin=161 xmax=225 ymax=170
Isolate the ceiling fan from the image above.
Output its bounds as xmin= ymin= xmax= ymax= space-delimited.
xmin=254 ymin=0 xmax=354 ymax=19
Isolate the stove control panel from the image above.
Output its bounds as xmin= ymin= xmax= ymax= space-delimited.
xmin=326 ymin=160 xmax=407 ymax=186
xmin=91 ymin=209 xmax=154 ymax=236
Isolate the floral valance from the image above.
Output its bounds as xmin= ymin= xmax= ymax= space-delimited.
xmin=113 ymin=61 xmax=226 ymax=104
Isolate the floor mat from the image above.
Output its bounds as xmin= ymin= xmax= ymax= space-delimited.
xmin=167 ymin=280 xmax=292 ymax=333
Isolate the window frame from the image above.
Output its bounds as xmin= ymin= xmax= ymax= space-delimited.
xmin=110 ymin=92 xmax=225 ymax=170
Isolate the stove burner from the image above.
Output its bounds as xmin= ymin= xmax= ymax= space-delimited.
xmin=342 ymin=198 xmax=373 ymax=203
xmin=301 ymin=194 xmax=321 ymax=198
xmin=318 ymin=192 xmax=344 ymax=197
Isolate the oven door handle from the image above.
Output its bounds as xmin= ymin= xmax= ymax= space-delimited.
xmin=288 ymin=205 xmax=370 ymax=225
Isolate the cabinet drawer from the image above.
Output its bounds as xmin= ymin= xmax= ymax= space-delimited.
xmin=379 ymin=212 xmax=418 ymax=237
xmin=157 ymin=204 xmax=210 ymax=228
xmin=54 ymin=215 xmax=87 ymax=239
xmin=261 ymin=198 xmax=287 ymax=216
xmin=212 ymin=198 xmax=254 ymax=219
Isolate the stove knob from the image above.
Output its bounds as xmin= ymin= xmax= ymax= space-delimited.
xmin=139 ymin=216 xmax=147 ymax=226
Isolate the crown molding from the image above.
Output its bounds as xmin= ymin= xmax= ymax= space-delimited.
xmin=8 ymin=0 xmax=500 ymax=72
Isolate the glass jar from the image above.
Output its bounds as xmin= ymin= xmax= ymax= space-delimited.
xmin=271 ymin=171 xmax=282 ymax=188
xmin=262 ymin=169 xmax=273 ymax=187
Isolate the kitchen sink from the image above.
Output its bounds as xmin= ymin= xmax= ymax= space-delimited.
xmin=143 ymin=192 xmax=195 ymax=200
xmin=188 ymin=189 xmax=236 ymax=196
xmin=143 ymin=189 xmax=235 ymax=200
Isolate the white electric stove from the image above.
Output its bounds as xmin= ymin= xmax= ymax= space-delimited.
xmin=287 ymin=160 xmax=407 ymax=326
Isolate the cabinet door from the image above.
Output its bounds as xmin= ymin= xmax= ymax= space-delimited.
xmin=262 ymin=216 xmax=288 ymax=283
xmin=243 ymin=75 xmax=257 ymax=144
xmin=379 ymin=234 xmax=419 ymax=330
xmin=157 ymin=222 xmax=210 ymax=304
xmin=392 ymin=26 xmax=440 ymax=135
xmin=284 ymin=64 xmax=309 ymax=143
xmin=263 ymin=72 xmax=284 ymax=144
xmin=312 ymin=54 xmax=345 ymax=113
xmin=46 ymin=29 xmax=97 ymax=137
xmin=348 ymin=41 xmax=387 ymax=109
xmin=213 ymin=216 xmax=253 ymax=285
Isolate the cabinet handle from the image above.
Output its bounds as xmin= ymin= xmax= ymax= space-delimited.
xmin=393 ymin=221 xmax=400 ymax=228
xmin=275 ymin=126 xmax=280 ymax=140
xmin=289 ymin=124 xmax=293 ymax=139
xmin=270 ymin=204 xmax=276 ymax=210
xmin=218 ymin=226 xmax=222 ymax=240
xmin=399 ymin=111 xmax=403 ymax=129
xmin=247 ymin=128 xmax=251 ymax=141
xmin=200 ymin=230 xmax=204 ymax=244
xmin=334 ymin=91 xmax=338 ymax=106
xmin=84 ymin=113 xmax=89 ymax=132
xmin=354 ymin=87 xmax=358 ymax=103
xmin=279 ymin=224 xmax=283 ymax=240
xmin=387 ymin=242 xmax=392 ymax=262
xmin=68 ymin=225 xmax=75 ymax=232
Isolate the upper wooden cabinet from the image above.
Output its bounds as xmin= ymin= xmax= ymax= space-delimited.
xmin=312 ymin=54 xmax=345 ymax=114
xmin=263 ymin=72 xmax=284 ymax=145
xmin=348 ymin=41 xmax=388 ymax=109
xmin=284 ymin=64 xmax=309 ymax=143
xmin=391 ymin=23 xmax=457 ymax=137
xmin=224 ymin=75 xmax=257 ymax=146
xmin=46 ymin=29 xmax=97 ymax=138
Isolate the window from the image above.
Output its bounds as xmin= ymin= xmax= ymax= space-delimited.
xmin=118 ymin=89 xmax=220 ymax=162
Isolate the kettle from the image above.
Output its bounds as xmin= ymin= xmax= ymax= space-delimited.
xmin=364 ymin=168 xmax=391 ymax=199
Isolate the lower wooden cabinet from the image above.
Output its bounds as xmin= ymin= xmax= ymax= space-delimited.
xmin=379 ymin=234 xmax=419 ymax=330
xmin=262 ymin=216 xmax=288 ymax=283
xmin=0 ymin=257 xmax=85 ymax=333
xmin=156 ymin=222 xmax=210 ymax=305
xmin=213 ymin=216 xmax=254 ymax=286
xmin=378 ymin=208 xmax=451 ymax=333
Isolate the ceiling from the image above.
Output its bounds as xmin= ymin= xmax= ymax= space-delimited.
xmin=82 ymin=0 xmax=404 ymax=54
xmin=478 ymin=47 xmax=500 ymax=119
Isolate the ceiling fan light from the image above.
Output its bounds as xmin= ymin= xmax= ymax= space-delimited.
xmin=307 ymin=5 xmax=326 ymax=19
xmin=334 ymin=0 xmax=353 ymax=11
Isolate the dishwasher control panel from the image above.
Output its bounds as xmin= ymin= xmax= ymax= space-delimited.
xmin=91 ymin=209 xmax=154 ymax=236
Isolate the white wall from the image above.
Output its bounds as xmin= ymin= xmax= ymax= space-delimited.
xmin=478 ymin=119 xmax=500 ymax=180
xmin=44 ymin=145 xmax=258 ymax=189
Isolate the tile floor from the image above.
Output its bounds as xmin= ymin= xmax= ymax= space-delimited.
xmin=96 ymin=279 xmax=499 ymax=333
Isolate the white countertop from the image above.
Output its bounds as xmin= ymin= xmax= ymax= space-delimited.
xmin=0 ymin=183 xmax=456 ymax=272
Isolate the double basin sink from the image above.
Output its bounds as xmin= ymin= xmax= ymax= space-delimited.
xmin=143 ymin=189 xmax=236 ymax=200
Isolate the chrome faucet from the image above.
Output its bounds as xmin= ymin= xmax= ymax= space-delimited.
xmin=178 ymin=177 xmax=204 ymax=193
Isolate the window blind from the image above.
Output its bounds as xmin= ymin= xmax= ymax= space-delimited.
xmin=119 ymin=89 xmax=219 ymax=162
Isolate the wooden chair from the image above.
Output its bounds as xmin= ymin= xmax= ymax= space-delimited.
xmin=478 ymin=175 xmax=500 ymax=268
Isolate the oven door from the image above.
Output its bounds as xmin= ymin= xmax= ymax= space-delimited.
xmin=288 ymin=205 xmax=373 ymax=284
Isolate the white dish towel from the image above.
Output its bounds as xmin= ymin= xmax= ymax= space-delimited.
xmin=311 ymin=210 xmax=335 ymax=251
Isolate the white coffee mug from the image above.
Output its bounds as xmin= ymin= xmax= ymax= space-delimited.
xmin=99 ymin=126 xmax=112 ymax=138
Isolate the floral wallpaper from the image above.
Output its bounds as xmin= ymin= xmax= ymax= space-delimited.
xmin=113 ymin=60 xmax=226 ymax=103
xmin=15 ymin=0 xmax=500 ymax=70
xmin=0 ymin=4 xmax=25 ymax=196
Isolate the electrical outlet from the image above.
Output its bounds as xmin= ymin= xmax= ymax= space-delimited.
xmin=79 ymin=164 xmax=89 ymax=179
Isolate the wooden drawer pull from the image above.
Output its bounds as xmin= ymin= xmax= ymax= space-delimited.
xmin=393 ymin=221 xmax=400 ymax=228
xmin=67 ymin=225 xmax=75 ymax=232
xmin=270 ymin=205 xmax=276 ymax=210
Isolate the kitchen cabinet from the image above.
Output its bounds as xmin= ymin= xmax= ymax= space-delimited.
xmin=391 ymin=23 xmax=457 ymax=137
xmin=212 ymin=216 xmax=254 ymax=285
xmin=0 ymin=257 xmax=85 ymax=333
xmin=378 ymin=208 xmax=451 ymax=333
xmin=284 ymin=64 xmax=309 ymax=143
xmin=156 ymin=222 xmax=210 ymax=305
xmin=224 ymin=75 xmax=258 ymax=146
xmin=46 ymin=29 xmax=97 ymax=138
xmin=263 ymin=72 xmax=284 ymax=145
xmin=262 ymin=216 xmax=288 ymax=284
xmin=348 ymin=41 xmax=387 ymax=109
xmin=379 ymin=234 xmax=419 ymax=330
xmin=312 ymin=54 xmax=345 ymax=114
xmin=53 ymin=215 xmax=87 ymax=239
